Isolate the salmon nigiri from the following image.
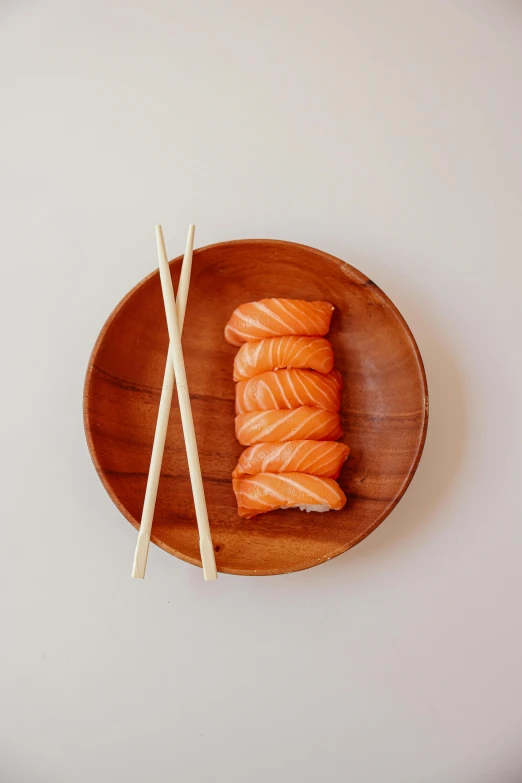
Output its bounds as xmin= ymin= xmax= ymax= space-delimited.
xmin=225 ymin=298 xmax=334 ymax=346
xmin=233 ymin=336 xmax=334 ymax=382
xmin=232 ymin=472 xmax=347 ymax=518
xmin=233 ymin=441 xmax=350 ymax=480
xmin=235 ymin=406 xmax=342 ymax=446
xmin=235 ymin=368 xmax=343 ymax=414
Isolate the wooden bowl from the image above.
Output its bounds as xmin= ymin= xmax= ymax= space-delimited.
xmin=84 ymin=239 xmax=428 ymax=576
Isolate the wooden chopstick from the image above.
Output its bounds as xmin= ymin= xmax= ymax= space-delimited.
xmin=132 ymin=225 xmax=196 ymax=579
xmin=155 ymin=225 xmax=217 ymax=581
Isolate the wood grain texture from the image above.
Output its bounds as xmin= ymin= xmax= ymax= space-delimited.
xmin=83 ymin=239 xmax=428 ymax=576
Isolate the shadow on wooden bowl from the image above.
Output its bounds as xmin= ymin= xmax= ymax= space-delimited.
xmin=84 ymin=239 xmax=428 ymax=576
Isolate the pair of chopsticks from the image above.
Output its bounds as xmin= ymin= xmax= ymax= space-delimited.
xmin=132 ymin=225 xmax=217 ymax=581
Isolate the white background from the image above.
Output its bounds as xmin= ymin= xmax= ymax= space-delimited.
xmin=2 ymin=2 xmax=522 ymax=781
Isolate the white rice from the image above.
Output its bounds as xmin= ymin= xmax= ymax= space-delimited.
xmin=280 ymin=504 xmax=333 ymax=513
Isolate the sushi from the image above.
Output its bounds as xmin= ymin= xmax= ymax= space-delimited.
xmin=235 ymin=407 xmax=342 ymax=446
xmin=226 ymin=296 xmax=349 ymax=520
xmin=233 ymin=441 xmax=350 ymax=480
xmin=235 ymin=368 xmax=343 ymax=414
xmin=225 ymin=298 xmax=334 ymax=346
xmin=232 ymin=472 xmax=347 ymax=519
xmin=233 ymin=335 xmax=334 ymax=382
